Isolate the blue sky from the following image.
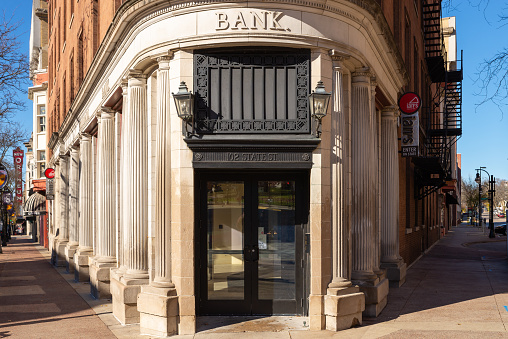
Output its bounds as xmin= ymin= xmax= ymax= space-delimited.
xmin=2 ymin=1 xmax=508 ymax=181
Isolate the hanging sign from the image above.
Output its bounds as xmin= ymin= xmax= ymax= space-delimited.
xmin=13 ymin=147 xmax=23 ymax=204
xmin=398 ymin=92 xmax=421 ymax=114
xmin=46 ymin=178 xmax=55 ymax=200
xmin=401 ymin=111 xmax=419 ymax=157
xmin=44 ymin=168 xmax=55 ymax=179
xmin=399 ymin=92 xmax=420 ymax=157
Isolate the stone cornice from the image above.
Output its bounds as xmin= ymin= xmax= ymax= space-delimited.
xmin=58 ymin=0 xmax=407 ymax=142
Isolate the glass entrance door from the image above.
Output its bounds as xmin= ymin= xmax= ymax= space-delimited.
xmin=197 ymin=173 xmax=308 ymax=315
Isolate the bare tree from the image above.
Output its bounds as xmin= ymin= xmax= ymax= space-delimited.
xmin=443 ymin=0 xmax=508 ymax=112
xmin=0 ymin=12 xmax=29 ymax=120
xmin=0 ymin=121 xmax=29 ymax=190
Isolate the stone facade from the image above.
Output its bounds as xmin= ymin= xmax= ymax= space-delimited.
xmin=42 ymin=0 xmax=459 ymax=336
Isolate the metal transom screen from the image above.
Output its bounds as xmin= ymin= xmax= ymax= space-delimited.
xmin=194 ymin=49 xmax=311 ymax=134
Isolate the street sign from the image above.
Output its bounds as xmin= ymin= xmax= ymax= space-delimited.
xmin=44 ymin=168 xmax=55 ymax=179
xmin=46 ymin=178 xmax=55 ymax=200
xmin=398 ymin=92 xmax=421 ymax=114
xmin=400 ymin=111 xmax=419 ymax=157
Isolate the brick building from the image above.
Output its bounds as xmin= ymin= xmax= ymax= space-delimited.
xmin=41 ymin=0 xmax=462 ymax=336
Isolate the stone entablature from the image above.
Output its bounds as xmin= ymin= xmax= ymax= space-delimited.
xmin=56 ymin=1 xmax=406 ymax=151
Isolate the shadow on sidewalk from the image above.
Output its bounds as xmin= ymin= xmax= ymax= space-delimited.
xmin=362 ymin=225 xmax=508 ymax=327
xmin=0 ymin=236 xmax=114 ymax=337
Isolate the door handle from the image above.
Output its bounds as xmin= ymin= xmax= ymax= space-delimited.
xmin=244 ymin=246 xmax=259 ymax=262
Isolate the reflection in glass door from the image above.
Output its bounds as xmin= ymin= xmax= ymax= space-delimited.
xmin=257 ymin=181 xmax=296 ymax=301
xmin=198 ymin=173 xmax=307 ymax=316
xmin=206 ymin=181 xmax=245 ymax=301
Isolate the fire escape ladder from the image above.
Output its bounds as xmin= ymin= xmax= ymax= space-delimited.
xmin=415 ymin=2 xmax=464 ymax=200
xmin=423 ymin=0 xmax=446 ymax=82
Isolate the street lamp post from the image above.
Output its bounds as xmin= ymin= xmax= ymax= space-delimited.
xmin=476 ymin=167 xmax=495 ymax=238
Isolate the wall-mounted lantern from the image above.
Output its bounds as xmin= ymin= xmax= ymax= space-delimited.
xmin=172 ymin=81 xmax=194 ymax=137
xmin=308 ymin=81 xmax=331 ymax=137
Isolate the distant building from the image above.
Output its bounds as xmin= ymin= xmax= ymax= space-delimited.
xmin=24 ymin=0 xmax=49 ymax=246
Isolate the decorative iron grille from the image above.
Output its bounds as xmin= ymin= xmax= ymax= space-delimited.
xmin=194 ymin=50 xmax=311 ymax=134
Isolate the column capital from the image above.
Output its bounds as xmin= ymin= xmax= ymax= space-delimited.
xmin=329 ymin=49 xmax=350 ymax=62
xmin=352 ymin=67 xmax=372 ymax=85
xmin=381 ymin=105 xmax=400 ymax=119
xmin=128 ymin=69 xmax=146 ymax=87
xmin=121 ymin=77 xmax=129 ymax=93
xmin=100 ymin=106 xmax=117 ymax=120
xmin=79 ymin=132 xmax=92 ymax=142
xmin=70 ymin=145 xmax=80 ymax=154
xmin=370 ymin=76 xmax=377 ymax=88
xmin=155 ymin=53 xmax=173 ymax=69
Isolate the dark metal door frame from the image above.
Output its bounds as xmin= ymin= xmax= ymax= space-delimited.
xmin=195 ymin=170 xmax=309 ymax=316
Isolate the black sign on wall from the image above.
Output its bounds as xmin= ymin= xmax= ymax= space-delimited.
xmin=194 ymin=49 xmax=311 ymax=134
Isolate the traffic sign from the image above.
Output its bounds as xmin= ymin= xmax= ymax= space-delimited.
xmin=398 ymin=92 xmax=421 ymax=114
xmin=44 ymin=168 xmax=55 ymax=179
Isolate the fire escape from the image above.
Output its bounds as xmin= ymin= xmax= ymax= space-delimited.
xmin=413 ymin=0 xmax=463 ymax=199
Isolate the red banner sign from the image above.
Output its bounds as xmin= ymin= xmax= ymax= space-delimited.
xmin=13 ymin=147 xmax=23 ymax=204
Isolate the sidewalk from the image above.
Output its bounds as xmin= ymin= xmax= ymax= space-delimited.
xmin=2 ymin=225 xmax=508 ymax=338
xmin=0 ymin=235 xmax=116 ymax=339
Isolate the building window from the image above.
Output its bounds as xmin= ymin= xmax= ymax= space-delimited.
xmin=39 ymin=151 xmax=46 ymax=161
xmin=37 ymin=106 xmax=46 ymax=132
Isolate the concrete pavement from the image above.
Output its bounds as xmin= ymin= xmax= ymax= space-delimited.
xmin=0 ymin=235 xmax=116 ymax=339
xmin=3 ymin=224 xmax=508 ymax=338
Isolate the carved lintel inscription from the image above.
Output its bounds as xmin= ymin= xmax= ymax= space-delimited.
xmin=193 ymin=151 xmax=312 ymax=168
xmin=226 ymin=152 xmax=278 ymax=162
xmin=215 ymin=11 xmax=288 ymax=31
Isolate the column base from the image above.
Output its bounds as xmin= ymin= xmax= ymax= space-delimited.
xmin=353 ymin=276 xmax=389 ymax=318
xmin=111 ymin=274 xmax=148 ymax=324
xmin=90 ymin=259 xmax=117 ymax=299
xmin=324 ymin=285 xmax=365 ymax=331
xmin=380 ymin=260 xmax=407 ymax=288
xmin=74 ymin=249 xmax=93 ymax=282
xmin=138 ymin=285 xmax=178 ymax=337
xmin=65 ymin=242 xmax=79 ymax=273
xmin=54 ymin=239 xmax=69 ymax=267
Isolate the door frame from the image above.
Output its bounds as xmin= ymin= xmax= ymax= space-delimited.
xmin=195 ymin=170 xmax=310 ymax=316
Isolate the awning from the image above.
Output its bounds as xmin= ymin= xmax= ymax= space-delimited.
xmin=23 ymin=192 xmax=46 ymax=217
xmin=445 ymin=192 xmax=459 ymax=205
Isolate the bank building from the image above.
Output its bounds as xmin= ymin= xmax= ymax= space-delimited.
xmin=28 ymin=0 xmax=462 ymax=336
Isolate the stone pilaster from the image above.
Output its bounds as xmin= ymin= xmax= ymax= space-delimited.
xmin=55 ymin=155 xmax=70 ymax=267
xmin=75 ymin=133 xmax=94 ymax=282
xmin=90 ymin=108 xmax=118 ymax=299
xmin=370 ymin=77 xmax=384 ymax=278
xmin=325 ymin=60 xmax=365 ymax=331
xmin=65 ymin=146 xmax=80 ymax=273
xmin=111 ymin=69 xmax=149 ymax=325
xmin=380 ymin=106 xmax=406 ymax=287
xmin=350 ymin=69 xmax=388 ymax=318
xmin=111 ymin=78 xmax=129 ymax=284
xmin=138 ymin=55 xmax=178 ymax=337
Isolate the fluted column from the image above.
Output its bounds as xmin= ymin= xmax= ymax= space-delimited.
xmin=65 ymin=146 xmax=80 ymax=273
xmin=123 ymin=70 xmax=149 ymax=281
xmin=78 ymin=134 xmax=93 ymax=252
xmin=68 ymin=147 xmax=80 ymax=247
xmin=370 ymin=77 xmax=382 ymax=275
xmin=59 ymin=155 xmax=70 ymax=241
xmin=95 ymin=108 xmax=117 ymax=262
xmin=350 ymin=69 xmax=376 ymax=281
xmin=329 ymin=64 xmax=351 ymax=288
xmin=153 ymin=56 xmax=174 ymax=287
xmin=381 ymin=106 xmax=401 ymax=263
xmin=74 ymin=134 xmax=94 ymax=281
